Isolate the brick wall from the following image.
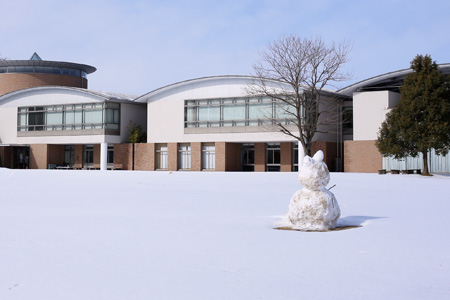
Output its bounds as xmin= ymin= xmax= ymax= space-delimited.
xmin=93 ymin=144 xmax=101 ymax=168
xmin=311 ymin=141 xmax=338 ymax=172
xmin=280 ymin=142 xmax=293 ymax=172
xmin=135 ymin=143 xmax=154 ymax=171
xmin=114 ymin=143 xmax=133 ymax=170
xmin=74 ymin=145 xmax=83 ymax=168
xmin=0 ymin=73 xmax=88 ymax=96
xmin=168 ymin=143 xmax=178 ymax=171
xmin=344 ymin=140 xmax=381 ymax=173
xmin=48 ymin=145 xmax=64 ymax=166
xmin=215 ymin=142 xmax=226 ymax=171
xmin=191 ymin=142 xmax=202 ymax=171
xmin=29 ymin=144 xmax=48 ymax=169
xmin=254 ymin=143 xmax=266 ymax=172
xmin=0 ymin=147 xmax=12 ymax=168
xmin=225 ymin=143 xmax=241 ymax=171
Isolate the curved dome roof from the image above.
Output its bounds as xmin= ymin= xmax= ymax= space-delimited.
xmin=338 ymin=63 xmax=450 ymax=96
xmin=0 ymin=58 xmax=96 ymax=74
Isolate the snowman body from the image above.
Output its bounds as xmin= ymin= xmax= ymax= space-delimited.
xmin=278 ymin=150 xmax=340 ymax=231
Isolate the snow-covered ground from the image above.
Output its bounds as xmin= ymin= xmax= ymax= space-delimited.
xmin=1 ymin=168 xmax=449 ymax=300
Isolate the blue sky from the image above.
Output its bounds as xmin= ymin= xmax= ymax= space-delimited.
xmin=2 ymin=0 xmax=449 ymax=95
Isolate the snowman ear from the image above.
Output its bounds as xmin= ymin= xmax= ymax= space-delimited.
xmin=302 ymin=156 xmax=313 ymax=167
xmin=312 ymin=150 xmax=324 ymax=162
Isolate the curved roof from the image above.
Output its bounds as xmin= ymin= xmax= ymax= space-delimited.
xmin=0 ymin=59 xmax=97 ymax=74
xmin=133 ymin=75 xmax=344 ymax=103
xmin=134 ymin=75 xmax=266 ymax=103
xmin=0 ymin=86 xmax=136 ymax=105
xmin=338 ymin=63 xmax=450 ymax=96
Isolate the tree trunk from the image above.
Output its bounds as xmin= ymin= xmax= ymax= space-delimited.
xmin=422 ymin=150 xmax=430 ymax=175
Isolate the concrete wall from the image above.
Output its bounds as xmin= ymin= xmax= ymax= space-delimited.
xmin=353 ymin=91 xmax=400 ymax=141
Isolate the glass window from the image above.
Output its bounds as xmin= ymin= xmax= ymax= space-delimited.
xmin=202 ymin=143 xmax=215 ymax=170
xmin=222 ymin=104 xmax=245 ymax=121
xmin=84 ymin=145 xmax=94 ymax=167
xmin=266 ymin=143 xmax=281 ymax=172
xmin=16 ymin=102 xmax=120 ymax=133
xmin=156 ymin=144 xmax=168 ymax=170
xmin=64 ymin=145 xmax=75 ymax=166
xmin=198 ymin=106 xmax=220 ymax=122
xmin=84 ymin=110 xmax=102 ymax=124
xmin=178 ymin=143 xmax=191 ymax=170
xmin=241 ymin=143 xmax=254 ymax=172
xmin=248 ymin=102 xmax=273 ymax=121
xmin=107 ymin=145 xmax=114 ymax=165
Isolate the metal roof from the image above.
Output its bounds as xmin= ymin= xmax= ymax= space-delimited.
xmin=0 ymin=86 xmax=137 ymax=103
xmin=338 ymin=63 xmax=450 ymax=96
xmin=0 ymin=59 xmax=97 ymax=74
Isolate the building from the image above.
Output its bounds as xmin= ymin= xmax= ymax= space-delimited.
xmin=340 ymin=64 xmax=450 ymax=173
xmin=0 ymin=54 xmax=146 ymax=170
xmin=1 ymin=53 xmax=449 ymax=172
xmin=131 ymin=76 xmax=350 ymax=172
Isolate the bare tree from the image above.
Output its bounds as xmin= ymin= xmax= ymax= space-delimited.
xmin=249 ymin=35 xmax=352 ymax=157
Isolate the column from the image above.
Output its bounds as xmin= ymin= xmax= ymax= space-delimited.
xmin=100 ymin=142 xmax=108 ymax=171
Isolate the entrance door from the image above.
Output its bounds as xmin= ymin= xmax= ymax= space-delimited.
xmin=13 ymin=147 xmax=30 ymax=169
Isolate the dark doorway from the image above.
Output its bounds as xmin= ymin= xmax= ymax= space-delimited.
xmin=13 ymin=147 xmax=30 ymax=169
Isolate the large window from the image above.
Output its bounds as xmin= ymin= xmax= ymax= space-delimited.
xmin=266 ymin=143 xmax=281 ymax=172
xmin=84 ymin=145 xmax=94 ymax=168
xmin=0 ymin=66 xmax=87 ymax=78
xmin=64 ymin=145 xmax=75 ymax=166
xmin=17 ymin=102 xmax=120 ymax=132
xmin=241 ymin=143 xmax=255 ymax=171
xmin=107 ymin=145 xmax=114 ymax=166
xmin=202 ymin=143 xmax=215 ymax=170
xmin=156 ymin=144 xmax=168 ymax=170
xmin=178 ymin=143 xmax=191 ymax=170
xmin=185 ymin=97 xmax=297 ymax=128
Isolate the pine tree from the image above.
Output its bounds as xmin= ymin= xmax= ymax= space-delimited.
xmin=376 ymin=55 xmax=450 ymax=175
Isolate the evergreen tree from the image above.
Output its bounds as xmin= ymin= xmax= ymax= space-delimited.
xmin=127 ymin=121 xmax=147 ymax=143
xmin=376 ymin=55 xmax=450 ymax=175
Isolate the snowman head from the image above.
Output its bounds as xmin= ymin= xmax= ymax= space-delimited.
xmin=298 ymin=150 xmax=330 ymax=190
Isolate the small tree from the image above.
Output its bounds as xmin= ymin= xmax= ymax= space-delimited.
xmin=250 ymin=35 xmax=352 ymax=156
xmin=376 ymin=54 xmax=450 ymax=175
xmin=127 ymin=121 xmax=147 ymax=143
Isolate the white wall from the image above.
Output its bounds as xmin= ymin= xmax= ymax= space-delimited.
xmin=145 ymin=77 xmax=340 ymax=144
xmin=353 ymin=91 xmax=400 ymax=141
xmin=0 ymin=87 xmax=144 ymax=145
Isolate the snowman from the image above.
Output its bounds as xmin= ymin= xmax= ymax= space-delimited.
xmin=276 ymin=150 xmax=340 ymax=231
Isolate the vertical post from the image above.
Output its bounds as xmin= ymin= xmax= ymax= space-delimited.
xmin=298 ymin=141 xmax=304 ymax=172
xmin=100 ymin=142 xmax=108 ymax=171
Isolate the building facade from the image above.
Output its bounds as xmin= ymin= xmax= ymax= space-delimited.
xmin=1 ymin=53 xmax=449 ymax=172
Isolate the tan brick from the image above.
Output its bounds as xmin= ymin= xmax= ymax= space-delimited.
xmin=0 ymin=73 xmax=88 ymax=96
xmin=29 ymin=144 xmax=48 ymax=169
xmin=114 ymin=143 xmax=133 ymax=170
xmin=344 ymin=140 xmax=381 ymax=173
xmin=134 ymin=143 xmax=155 ymax=171
xmin=254 ymin=143 xmax=266 ymax=172
xmin=168 ymin=143 xmax=178 ymax=171
xmin=191 ymin=142 xmax=202 ymax=171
